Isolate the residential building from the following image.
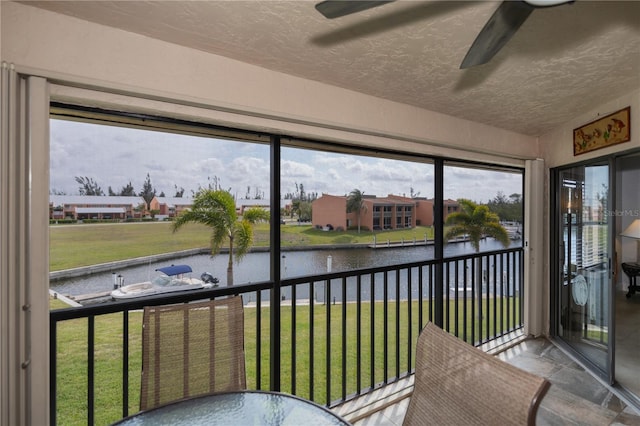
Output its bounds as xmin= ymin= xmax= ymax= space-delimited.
xmin=312 ymin=194 xmax=458 ymax=230
xmin=49 ymin=195 xmax=146 ymax=220
xmin=149 ymin=196 xmax=193 ymax=218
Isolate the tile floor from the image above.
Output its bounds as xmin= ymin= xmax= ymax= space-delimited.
xmin=338 ymin=336 xmax=640 ymax=425
xmin=616 ymin=290 xmax=640 ymax=399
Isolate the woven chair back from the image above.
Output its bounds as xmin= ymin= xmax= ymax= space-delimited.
xmin=403 ymin=322 xmax=550 ymax=426
xmin=140 ymin=296 xmax=246 ymax=411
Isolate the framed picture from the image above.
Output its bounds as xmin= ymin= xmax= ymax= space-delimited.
xmin=574 ymin=106 xmax=630 ymax=155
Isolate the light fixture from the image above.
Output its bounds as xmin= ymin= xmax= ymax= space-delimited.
xmin=621 ymin=219 xmax=640 ymax=239
xmin=621 ymin=219 xmax=640 ymax=263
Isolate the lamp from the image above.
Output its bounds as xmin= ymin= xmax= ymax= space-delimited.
xmin=621 ymin=219 xmax=640 ymax=263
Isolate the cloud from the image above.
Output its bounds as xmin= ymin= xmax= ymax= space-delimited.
xmin=50 ymin=119 xmax=522 ymax=203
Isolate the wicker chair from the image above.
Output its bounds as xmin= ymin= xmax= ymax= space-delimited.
xmin=140 ymin=296 xmax=246 ymax=411
xmin=403 ymin=322 xmax=550 ymax=426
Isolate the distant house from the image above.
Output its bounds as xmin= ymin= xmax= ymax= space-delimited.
xmin=150 ymin=196 xmax=291 ymax=219
xmin=311 ymin=194 xmax=460 ymax=231
xmin=235 ymin=198 xmax=292 ymax=216
xmin=49 ymin=195 xmax=147 ymax=220
xmin=150 ymin=196 xmax=194 ymax=218
xmin=235 ymin=198 xmax=270 ymax=215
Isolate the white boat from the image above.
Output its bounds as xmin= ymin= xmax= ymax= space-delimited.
xmin=111 ymin=264 xmax=218 ymax=300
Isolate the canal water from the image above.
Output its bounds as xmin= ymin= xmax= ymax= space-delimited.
xmin=51 ymin=238 xmax=521 ymax=303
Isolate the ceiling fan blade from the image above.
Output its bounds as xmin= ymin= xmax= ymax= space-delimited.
xmin=315 ymin=0 xmax=394 ymax=19
xmin=460 ymin=1 xmax=535 ymax=69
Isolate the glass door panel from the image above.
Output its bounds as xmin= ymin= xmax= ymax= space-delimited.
xmin=558 ymin=164 xmax=611 ymax=375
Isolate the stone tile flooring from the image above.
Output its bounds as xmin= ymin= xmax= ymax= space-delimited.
xmin=340 ymin=337 xmax=640 ymax=425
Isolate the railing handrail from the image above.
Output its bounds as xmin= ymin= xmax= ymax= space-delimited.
xmin=51 ymin=246 xmax=522 ymax=320
xmin=50 ymin=247 xmax=524 ymax=425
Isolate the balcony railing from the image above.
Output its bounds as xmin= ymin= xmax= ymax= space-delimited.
xmin=49 ymin=247 xmax=523 ymax=425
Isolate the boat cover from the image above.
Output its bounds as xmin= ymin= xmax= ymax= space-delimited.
xmin=155 ymin=264 xmax=193 ymax=276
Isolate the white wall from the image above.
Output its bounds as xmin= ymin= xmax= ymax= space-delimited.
xmin=541 ymin=90 xmax=640 ymax=168
xmin=1 ymin=1 xmax=538 ymax=165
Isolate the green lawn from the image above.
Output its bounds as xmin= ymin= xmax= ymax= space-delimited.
xmin=52 ymin=296 xmax=520 ymax=425
xmin=49 ymin=222 xmax=434 ymax=271
xmin=49 ymin=222 xmax=213 ymax=271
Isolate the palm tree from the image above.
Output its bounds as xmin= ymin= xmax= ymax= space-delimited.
xmin=444 ymin=199 xmax=510 ymax=252
xmin=173 ymin=189 xmax=269 ymax=286
xmin=444 ymin=199 xmax=510 ymax=314
xmin=346 ymin=189 xmax=367 ymax=233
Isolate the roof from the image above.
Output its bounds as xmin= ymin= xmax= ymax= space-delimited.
xmin=50 ymin=195 xmax=145 ymax=206
xmin=75 ymin=207 xmax=126 ymax=214
xmin=155 ymin=197 xmax=194 ymax=207
xmin=155 ymin=265 xmax=193 ymax=276
xmin=236 ymin=199 xmax=269 ymax=207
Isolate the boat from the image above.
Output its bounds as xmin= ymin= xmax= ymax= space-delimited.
xmin=111 ymin=264 xmax=218 ymax=300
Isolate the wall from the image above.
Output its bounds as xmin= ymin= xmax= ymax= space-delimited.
xmin=414 ymin=199 xmax=434 ymax=227
xmin=312 ymin=195 xmax=347 ymax=230
xmin=541 ymin=90 xmax=640 ymax=168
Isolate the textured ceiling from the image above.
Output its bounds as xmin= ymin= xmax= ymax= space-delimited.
xmin=23 ymin=0 xmax=640 ymax=136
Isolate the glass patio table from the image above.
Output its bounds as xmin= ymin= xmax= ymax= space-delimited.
xmin=113 ymin=390 xmax=351 ymax=426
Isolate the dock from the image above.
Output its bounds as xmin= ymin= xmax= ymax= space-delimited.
xmin=69 ymin=290 xmax=113 ymax=303
xmin=49 ymin=289 xmax=82 ymax=307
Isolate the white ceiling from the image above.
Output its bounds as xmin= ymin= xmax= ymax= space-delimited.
xmin=22 ymin=0 xmax=640 ymax=136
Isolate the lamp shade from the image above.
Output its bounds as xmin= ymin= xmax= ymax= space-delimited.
xmin=621 ymin=219 xmax=640 ymax=239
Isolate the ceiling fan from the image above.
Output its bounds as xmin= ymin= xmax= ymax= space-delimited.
xmin=315 ymin=0 xmax=572 ymax=69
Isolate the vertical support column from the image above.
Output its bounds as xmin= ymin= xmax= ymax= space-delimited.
xmin=524 ymin=158 xmax=545 ymax=336
xmin=269 ymin=135 xmax=282 ymax=391
xmin=0 ymin=65 xmax=50 ymax=426
xmin=434 ymin=159 xmax=444 ymax=327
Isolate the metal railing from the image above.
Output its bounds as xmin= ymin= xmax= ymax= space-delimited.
xmin=49 ymin=247 xmax=523 ymax=425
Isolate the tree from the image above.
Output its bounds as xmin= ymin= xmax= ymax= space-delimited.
xmin=444 ymin=199 xmax=509 ymax=315
xmin=298 ymin=201 xmax=312 ymax=222
xmin=172 ymin=189 xmax=269 ymax=286
xmin=174 ymin=185 xmax=185 ymax=198
xmin=75 ymin=176 xmax=104 ymax=196
xmin=445 ymin=199 xmax=509 ymax=252
xmin=139 ymin=173 xmax=156 ymax=210
xmin=487 ymin=191 xmax=522 ymax=223
xmin=346 ymin=189 xmax=367 ymax=233
xmin=120 ymin=181 xmax=136 ymax=196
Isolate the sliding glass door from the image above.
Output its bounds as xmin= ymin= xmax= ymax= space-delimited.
xmin=555 ymin=162 xmax=613 ymax=380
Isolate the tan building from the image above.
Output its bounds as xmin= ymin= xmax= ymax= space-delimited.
xmin=312 ymin=194 xmax=460 ymax=231
xmin=49 ymin=195 xmax=146 ymax=220
xmin=150 ymin=196 xmax=194 ymax=218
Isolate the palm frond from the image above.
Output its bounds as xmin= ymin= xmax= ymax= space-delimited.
xmin=242 ymin=207 xmax=270 ymax=223
xmin=232 ymin=220 xmax=253 ymax=261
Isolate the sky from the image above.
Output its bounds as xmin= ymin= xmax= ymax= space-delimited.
xmin=49 ymin=119 xmax=523 ymax=203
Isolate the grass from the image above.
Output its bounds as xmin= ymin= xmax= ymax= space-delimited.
xmin=49 ymin=222 xmax=213 ymax=271
xmin=52 ymin=295 xmax=520 ymax=425
xmin=49 ymin=222 xmax=434 ymax=271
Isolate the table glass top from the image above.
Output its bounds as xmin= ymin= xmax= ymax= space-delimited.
xmin=115 ymin=391 xmax=350 ymax=426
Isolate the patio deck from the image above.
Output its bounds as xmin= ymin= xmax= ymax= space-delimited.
xmin=334 ymin=336 xmax=640 ymax=425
